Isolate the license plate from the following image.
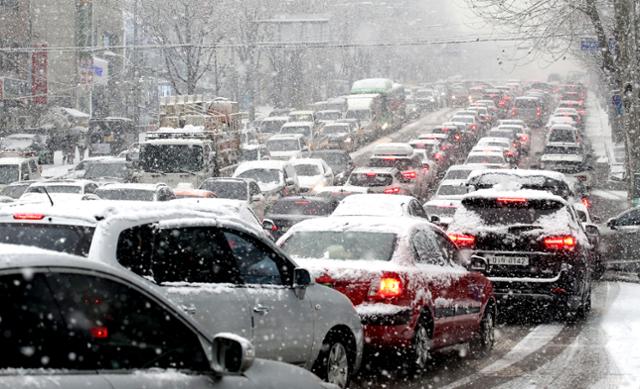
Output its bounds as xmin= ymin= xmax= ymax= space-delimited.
xmin=486 ymin=255 xmax=529 ymax=266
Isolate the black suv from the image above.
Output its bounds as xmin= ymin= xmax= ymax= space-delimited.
xmin=448 ymin=190 xmax=592 ymax=318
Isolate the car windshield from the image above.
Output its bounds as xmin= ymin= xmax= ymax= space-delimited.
xmin=0 ymin=224 xmax=94 ymax=256
xmin=95 ymin=188 xmax=155 ymax=201
xmin=488 ymin=130 xmax=513 ymax=139
xmin=84 ymin=162 xmax=128 ymax=179
xmin=27 ymin=185 xmax=82 ymax=194
xmin=445 ymin=169 xmax=472 ymax=180
xmin=281 ymin=126 xmax=312 ymax=138
xmin=140 ymin=144 xmax=203 ymax=172
xmin=346 ymin=110 xmax=371 ymax=121
xmin=236 ymin=169 xmax=281 ymax=184
xmin=267 ymin=139 xmax=299 ymax=152
xmin=368 ymin=158 xmax=414 ymax=170
xmin=201 ymin=181 xmax=247 ymax=200
xmin=0 ymin=165 xmax=19 ymax=184
xmin=549 ymin=129 xmax=576 ymax=142
xmin=515 ymin=99 xmax=539 ymax=108
xmin=260 ymin=120 xmax=285 ymax=133
xmin=281 ymin=231 xmax=396 ymax=261
xmin=294 ymin=164 xmax=321 ymax=176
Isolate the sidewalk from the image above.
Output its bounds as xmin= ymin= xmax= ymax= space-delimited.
xmin=585 ymin=91 xmax=614 ymax=163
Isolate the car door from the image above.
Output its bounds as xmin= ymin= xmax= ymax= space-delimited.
xmin=412 ymin=228 xmax=470 ymax=346
xmin=114 ymin=224 xmax=254 ymax=342
xmin=222 ymin=228 xmax=315 ymax=366
xmin=607 ymin=208 xmax=640 ymax=269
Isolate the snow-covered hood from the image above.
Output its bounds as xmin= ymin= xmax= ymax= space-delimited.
xmin=269 ymin=151 xmax=300 ymax=160
xmin=298 ymin=175 xmax=324 ymax=189
xmin=294 ymin=257 xmax=411 ymax=281
xmin=257 ymin=181 xmax=284 ymax=194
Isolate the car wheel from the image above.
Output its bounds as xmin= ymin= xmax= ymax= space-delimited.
xmin=314 ymin=335 xmax=351 ymax=388
xmin=405 ymin=319 xmax=431 ymax=373
xmin=470 ymin=308 xmax=495 ymax=357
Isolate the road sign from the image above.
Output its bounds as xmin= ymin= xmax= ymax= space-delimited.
xmin=581 ymin=38 xmax=599 ymax=51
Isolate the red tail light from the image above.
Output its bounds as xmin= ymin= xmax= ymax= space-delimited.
xmin=498 ymin=100 xmax=506 ymax=107
xmin=543 ymin=235 xmax=576 ymax=251
xmin=536 ymin=107 xmax=542 ymax=117
xmin=519 ymin=134 xmax=529 ymax=142
xmin=295 ymin=200 xmax=311 ymax=205
xmin=90 ymin=326 xmax=109 ymax=339
xmin=454 ymin=134 xmax=461 ymax=141
xmin=511 ymin=108 xmax=518 ymax=117
xmin=401 ymin=170 xmax=417 ymax=180
xmin=384 ymin=187 xmax=401 ymax=194
xmin=13 ymin=213 xmax=45 ymax=220
xmin=448 ymin=233 xmax=476 ymax=249
xmin=497 ymin=197 xmax=527 ymax=204
xmin=370 ymin=273 xmax=403 ymax=299
xmin=366 ymin=172 xmax=377 ymax=177
xmin=505 ymin=150 xmax=515 ymax=157
xmin=470 ymin=124 xmax=478 ymax=131
xmin=383 ymin=157 xmax=397 ymax=161
xmin=581 ymin=197 xmax=591 ymax=208
xmin=433 ymin=152 xmax=443 ymax=161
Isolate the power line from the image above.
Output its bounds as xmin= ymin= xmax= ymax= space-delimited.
xmin=0 ymin=33 xmax=588 ymax=53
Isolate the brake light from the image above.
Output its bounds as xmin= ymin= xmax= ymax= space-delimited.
xmin=13 ymin=213 xmax=45 ymax=220
xmin=448 ymin=233 xmax=476 ymax=249
xmin=505 ymin=150 xmax=515 ymax=157
xmin=401 ymin=170 xmax=417 ymax=180
xmin=383 ymin=157 xmax=397 ymax=161
xmin=536 ymin=107 xmax=542 ymax=117
xmin=90 ymin=326 xmax=109 ymax=339
xmin=454 ymin=134 xmax=461 ymax=141
xmin=366 ymin=172 xmax=377 ymax=177
xmin=470 ymin=124 xmax=478 ymax=131
xmin=371 ymin=274 xmax=403 ymax=299
xmin=497 ymin=197 xmax=527 ymax=204
xmin=433 ymin=152 xmax=443 ymax=161
xmin=384 ymin=187 xmax=401 ymax=194
xmin=519 ymin=134 xmax=529 ymax=142
xmin=295 ymin=200 xmax=311 ymax=205
xmin=581 ymin=197 xmax=591 ymax=208
xmin=499 ymin=100 xmax=506 ymax=107
xmin=543 ymin=235 xmax=576 ymax=251
xmin=511 ymin=108 xmax=518 ymax=116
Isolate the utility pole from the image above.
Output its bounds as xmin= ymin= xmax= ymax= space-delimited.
xmin=131 ymin=0 xmax=141 ymax=131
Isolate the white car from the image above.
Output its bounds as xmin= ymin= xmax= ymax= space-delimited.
xmin=0 ymin=245 xmax=335 ymax=389
xmin=200 ymin=177 xmax=267 ymax=221
xmin=233 ymin=160 xmax=300 ymax=198
xmin=464 ymin=151 xmax=511 ymax=168
xmin=331 ymin=193 xmax=429 ymax=219
xmin=265 ymin=134 xmax=307 ymax=161
xmin=0 ymin=201 xmax=363 ymax=388
xmin=292 ymin=158 xmax=334 ymax=192
xmin=423 ymin=198 xmax=461 ymax=228
xmin=433 ymin=179 xmax=469 ymax=200
xmin=0 ymin=157 xmax=41 ymax=189
xmin=442 ymin=164 xmax=488 ymax=181
xmin=19 ymin=179 xmax=99 ymax=203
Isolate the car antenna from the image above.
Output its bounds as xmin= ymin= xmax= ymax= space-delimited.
xmin=39 ymin=186 xmax=54 ymax=206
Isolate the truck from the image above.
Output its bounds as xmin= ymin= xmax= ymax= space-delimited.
xmin=133 ymin=96 xmax=241 ymax=187
xmin=346 ymin=78 xmax=406 ymax=140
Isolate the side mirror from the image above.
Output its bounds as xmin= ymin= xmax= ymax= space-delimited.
xmin=81 ymin=194 xmax=100 ymax=201
xmin=430 ymin=215 xmax=441 ymax=224
xmin=466 ymin=255 xmax=488 ymax=273
xmin=591 ymin=215 xmax=601 ymax=223
xmin=293 ymin=267 xmax=312 ymax=288
xmin=211 ymin=333 xmax=255 ymax=375
xmin=606 ymin=218 xmax=617 ymax=230
xmin=262 ymin=218 xmax=276 ymax=232
xmin=584 ymin=223 xmax=600 ymax=236
xmin=251 ymin=194 xmax=264 ymax=203
xmin=285 ymin=178 xmax=295 ymax=186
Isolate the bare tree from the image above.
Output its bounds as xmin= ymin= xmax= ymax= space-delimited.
xmin=139 ymin=0 xmax=223 ymax=95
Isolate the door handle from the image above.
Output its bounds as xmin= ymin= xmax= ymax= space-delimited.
xmin=253 ymin=304 xmax=271 ymax=315
xmin=180 ymin=304 xmax=197 ymax=315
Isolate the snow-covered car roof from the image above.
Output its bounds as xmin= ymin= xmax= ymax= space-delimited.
xmin=268 ymin=133 xmax=305 ymax=140
xmin=280 ymin=215 xmax=428 ymax=236
xmin=282 ymin=121 xmax=314 ymax=128
xmin=467 ymin=150 xmax=505 ymax=157
xmin=143 ymin=138 xmax=207 ymax=146
xmin=549 ymin=124 xmax=577 ymax=131
xmin=0 ymin=157 xmax=33 ymax=165
xmin=471 ymin=145 xmax=505 ymax=153
xmin=289 ymin=110 xmax=314 ymax=115
xmin=234 ymin=160 xmax=289 ymax=175
xmin=98 ymin=183 xmax=164 ymax=191
xmin=461 ymin=188 xmax=568 ymax=204
xmin=312 ymin=186 xmax=368 ymax=195
xmin=418 ymin=133 xmax=447 ymax=140
xmin=447 ymin=164 xmax=486 ymax=172
xmin=292 ymin=158 xmax=324 ymax=166
xmin=477 ymin=137 xmax=511 ymax=145
xmin=371 ymin=143 xmax=414 ymax=156
xmin=541 ymin=154 xmax=584 ymax=162
xmin=351 ymin=166 xmax=398 ymax=174
xmin=261 ymin=116 xmax=288 ymax=122
xmin=467 ymin=168 xmax=567 ymax=183
xmin=424 ymin=198 xmax=462 ymax=208
xmin=331 ymin=194 xmax=419 ymax=217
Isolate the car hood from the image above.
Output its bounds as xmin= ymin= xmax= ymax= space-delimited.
xmin=258 ymin=181 xmax=284 ymax=194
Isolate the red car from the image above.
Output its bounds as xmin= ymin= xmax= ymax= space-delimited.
xmin=277 ymin=216 xmax=496 ymax=371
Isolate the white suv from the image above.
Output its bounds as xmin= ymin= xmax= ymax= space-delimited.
xmin=0 ymin=201 xmax=363 ymax=388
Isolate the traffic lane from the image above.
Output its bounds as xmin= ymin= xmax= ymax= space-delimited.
xmin=351 ymin=108 xmax=456 ymax=166
xmin=351 ymin=280 xmax=626 ymax=389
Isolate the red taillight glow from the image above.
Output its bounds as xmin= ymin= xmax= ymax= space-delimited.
xmin=13 ymin=213 xmax=45 ymax=220
xmin=511 ymin=108 xmax=518 ymax=116
xmin=470 ymin=124 xmax=478 ymax=131
xmin=519 ymin=134 xmax=529 ymax=142
xmin=581 ymin=197 xmax=591 ymax=208
xmin=383 ymin=157 xmax=397 ymax=161
xmin=454 ymin=134 xmax=461 ymax=141
xmin=499 ymin=100 xmax=506 ymax=107
xmin=505 ymin=150 xmax=515 ymax=157
xmin=366 ymin=172 xmax=377 ymax=177
xmin=433 ymin=152 xmax=443 ymax=161
xmin=374 ymin=275 xmax=403 ymax=299
xmin=448 ymin=233 xmax=476 ymax=248
xmin=536 ymin=107 xmax=542 ymax=117
xmin=90 ymin=326 xmax=109 ymax=339
xmin=384 ymin=187 xmax=401 ymax=194
xmin=543 ymin=235 xmax=576 ymax=250
xmin=295 ymin=200 xmax=311 ymax=206
xmin=497 ymin=197 xmax=527 ymax=204
xmin=401 ymin=170 xmax=417 ymax=180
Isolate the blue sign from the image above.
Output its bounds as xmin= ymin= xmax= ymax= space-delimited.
xmin=92 ymin=66 xmax=104 ymax=77
xmin=613 ymin=94 xmax=623 ymax=116
xmin=581 ymin=38 xmax=599 ymax=51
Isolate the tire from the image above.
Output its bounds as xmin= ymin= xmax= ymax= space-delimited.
xmin=470 ymin=308 xmax=495 ymax=358
xmin=404 ymin=319 xmax=431 ymax=373
xmin=314 ymin=335 xmax=351 ymax=389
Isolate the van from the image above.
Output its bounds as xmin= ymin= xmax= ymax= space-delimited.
xmin=512 ymin=96 xmax=544 ymax=126
xmin=0 ymin=157 xmax=41 ymax=189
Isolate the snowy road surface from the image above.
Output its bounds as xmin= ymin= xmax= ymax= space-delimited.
xmin=352 ymin=281 xmax=640 ymax=389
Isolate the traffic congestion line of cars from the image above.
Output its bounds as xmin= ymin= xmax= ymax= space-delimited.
xmin=0 ymin=79 xmax=604 ymax=387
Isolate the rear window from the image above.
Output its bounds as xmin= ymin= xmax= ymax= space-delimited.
xmin=444 ymin=169 xmax=472 ymax=180
xmin=348 ymin=172 xmax=394 ymax=187
xmin=368 ymin=157 xmax=415 ymax=170
xmin=281 ymin=231 xmax=397 ymax=261
xmin=424 ymin=205 xmax=458 ymax=217
xmin=515 ymin=99 xmax=539 ymax=108
xmin=544 ymin=145 xmax=581 ymax=155
xmin=294 ymin=164 xmax=321 ymax=176
xmin=437 ymin=184 xmax=467 ymax=196
xmin=27 ymin=185 xmax=82 ymax=194
xmin=270 ymin=199 xmax=336 ymax=216
xmin=466 ymin=154 xmax=504 ymax=164
xmin=460 ymin=198 xmax=565 ymax=225
xmin=549 ymin=129 xmax=576 ymax=143
xmin=0 ymin=224 xmax=95 ymax=256
xmin=200 ymin=181 xmax=247 ymax=200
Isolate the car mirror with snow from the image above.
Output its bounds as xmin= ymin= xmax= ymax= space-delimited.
xmin=286 ymin=178 xmax=296 ymax=186
xmin=584 ymin=223 xmax=600 ymax=236
xmin=294 ymin=267 xmax=312 ymax=289
xmin=210 ymin=333 xmax=255 ymax=375
xmin=466 ymin=255 xmax=488 ymax=273
xmin=430 ymin=215 xmax=441 ymax=224
xmin=262 ymin=218 xmax=276 ymax=232
xmin=251 ymin=194 xmax=264 ymax=203
xmin=606 ymin=218 xmax=618 ymax=230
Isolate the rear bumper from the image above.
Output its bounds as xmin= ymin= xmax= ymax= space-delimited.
xmin=358 ymin=308 xmax=416 ymax=348
xmin=490 ymin=271 xmax=583 ymax=309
